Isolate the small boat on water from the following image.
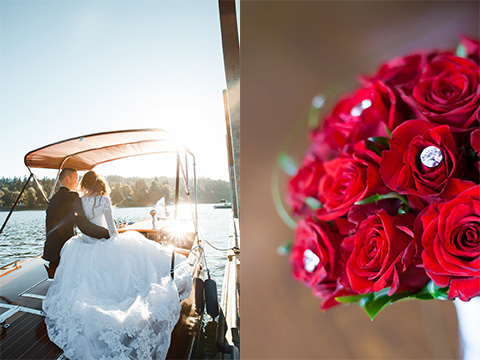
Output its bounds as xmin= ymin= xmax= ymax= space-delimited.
xmin=0 ymin=128 xmax=215 ymax=359
xmin=213 ymin=199 xmax=232 ymax=209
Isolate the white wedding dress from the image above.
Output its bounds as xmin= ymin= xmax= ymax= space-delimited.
xmin=43 ymin=195 xmax=192 ymax=360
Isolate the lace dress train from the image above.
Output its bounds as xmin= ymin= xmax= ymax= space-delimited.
xmin=43 ymin=196 xmax=192 ymax=360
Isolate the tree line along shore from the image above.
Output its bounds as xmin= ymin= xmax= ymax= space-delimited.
xmin=0 ymin=175 xmax=231 ymax=211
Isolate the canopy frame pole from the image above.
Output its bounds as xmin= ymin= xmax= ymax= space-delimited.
xmin=177 ymin=154 xmax=199 ymax=237
xmin=0 ymin=173 xmax=34 ymax=235
xmin=222 ymin=89 xmax=238 ymax=217
xmin=49 ymin=168 xmax=63 ymax=200
xmin=174 ymin=151 xmax=180 ymax=221
xmin=193 ymin=155 xmax=198 ymax=237
xmin=163 ymin=195 xmax=167 ymax=218
xmin=28 ymin=168 xmax=49 ymax=203
xmin=177 ymin=153 xmax=190 ymax=196
xmin=49 ymin=155 xmax=74 ymax=199
xmin=185 ymin=153 xmax=190 ymax=194
xmin=218 ymin=0 xmax=240 ymax=219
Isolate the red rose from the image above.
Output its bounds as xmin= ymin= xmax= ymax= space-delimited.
xmin=290 ymin=219 xmax=343 ymax=297
xmin=309 ymin=129 xmax=340 ymax=162
xmin=319 ymin=82 xmax=410 ymax=151
xmin=346 ymin=210 xmax=428 ymax=295
xmin=459 ymin=35 xmax=480 ymax=65
xmin=380 ymin=120 xmax=465 ymax=201
xmin=471 ymin=128 xmax=480 ymax=153
xmin=316 ymin=141 xmax=388 ymax=221
xmin=407 ymin=54 xmax=480 ymax=130
xmin=420 ymin=184 xmax=480 ymax=301
xmin=359 ymin=51 xmax=443 ymax=94
xmin=336 ymin=198 xmax=402 ymax=236
xmin=471 ymin=129 xmax=480 ymax=180
xmin=287 ymin=154 xmax=324 ymax=215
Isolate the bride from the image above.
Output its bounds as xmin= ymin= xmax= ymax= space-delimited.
xmin=43 ymin=171 xmax=192 ymax=360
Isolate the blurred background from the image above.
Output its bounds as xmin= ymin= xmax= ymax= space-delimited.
xmin=241 ymin=1 xmax=479 ymax=359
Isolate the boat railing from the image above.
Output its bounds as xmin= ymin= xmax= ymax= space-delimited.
xmin=0 ymin=260 xmax=21 ymax=277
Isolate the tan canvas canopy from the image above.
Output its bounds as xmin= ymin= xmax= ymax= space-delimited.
xmin=0 ymin=128 xmax=197 ymax=234
xmin=24 ymin=128 xmax=193 ymax=171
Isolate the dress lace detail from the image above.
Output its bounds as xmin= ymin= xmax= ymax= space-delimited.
xmin=43 ymin=196 xmax=192 ymax=360
xmin=80 ymin=196 xmax=119 ymax=237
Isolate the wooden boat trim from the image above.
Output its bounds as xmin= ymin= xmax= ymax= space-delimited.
xmin=0 ymin=257 xmax=36 ymax=278
xmin=0 ymin=264 xmax=21 ymax=278
xmin=0 ymin=260 xmax=20 ymax=270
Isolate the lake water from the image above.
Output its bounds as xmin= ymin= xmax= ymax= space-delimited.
xmin=0 ymin=204 xmax=232 ymax=300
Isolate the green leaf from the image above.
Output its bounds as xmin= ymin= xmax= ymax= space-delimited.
xmin=368 ymin=136 xmax=389 ymax=147
xmin=308 ymin=104 xmax=321 ymax=129
xmin=305 ymin=197 xmax=323 ymax=210
xmin=365 ymin=141 xmax=383 ymax=156
xmin=355 ymin=192 xmax=409 ymax=208
xmin=359 ymin=294 xmax=373 ymax=307
xmin=387 ymin=281 xmax=450 ymax=302
xmin=277 ymin=240 xmax=293 ymax=255
xmin=277 ymin=152 xmax=298 ymax=176
xmin=361 ymin=289 xmax=412 ymax=320
xmin=373 ymin=287 xmax=391 ymax=299
xmin=354 ymin=193 xmax=382 ymax=205
xmin=456 ymin=43 xmax=467 ymax=58
xmin=364 ymin=296 xmax=392 ymax=320
xmin=398 ymin=207 xmax=408 ymax=215
xmin=366 ymin=136 xmax=390 ymax=156
xmin=385 ymin=126 xmax=392 ymax=138
xmin=411 ymin=292 xmax=435 ymax=300
xmin=335 ymin=294 xmax=368 ymax=303
xmin=358 ymin=282 xmax=450 ymax=320
xmin=426 ymin=280 xmax=449 ymax=300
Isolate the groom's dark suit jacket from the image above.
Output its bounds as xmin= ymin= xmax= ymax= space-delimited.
xmin=44 ymin=186 xmax=109 ymax=264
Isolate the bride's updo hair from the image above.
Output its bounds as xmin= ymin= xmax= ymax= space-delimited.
xmin=80 ymin=171 xmax=110 ymax=197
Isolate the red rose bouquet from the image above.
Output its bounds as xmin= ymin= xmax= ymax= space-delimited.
xmin=283 ymin=36 xmax=480 ymax=319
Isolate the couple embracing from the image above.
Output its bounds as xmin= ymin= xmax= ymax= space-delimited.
xmin=43 ymin=168 xmax=192 ymax=360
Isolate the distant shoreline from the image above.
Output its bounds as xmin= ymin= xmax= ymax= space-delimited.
xmin=1 ymin=176 xmax=232 ymax=212
xmin=0 ymin=202 xmax=223 ymax=212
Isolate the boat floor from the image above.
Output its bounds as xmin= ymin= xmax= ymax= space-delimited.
xmin=0 ymin=257 xmax=203 ymax=360
xmin=0 ymin=258 xmax=63 ymax=360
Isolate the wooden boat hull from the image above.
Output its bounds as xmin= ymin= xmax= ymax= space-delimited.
xmin=0 ymin=254 xmax=204 ymax=360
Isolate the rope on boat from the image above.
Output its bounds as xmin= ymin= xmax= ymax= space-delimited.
xmin=201 ymin=236 xmax=238 ymax=252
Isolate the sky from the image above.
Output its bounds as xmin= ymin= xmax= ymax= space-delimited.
xmin=0 ymin=0 xmax=236 ymax=181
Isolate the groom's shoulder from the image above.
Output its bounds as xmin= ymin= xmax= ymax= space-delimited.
xmin=50 ymin=187 xmax=79 ymax=204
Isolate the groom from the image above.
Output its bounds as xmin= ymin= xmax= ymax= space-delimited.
xmin=44 ymin=168 xmax=109 ymax=278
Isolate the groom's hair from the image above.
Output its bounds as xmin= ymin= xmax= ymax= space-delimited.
xmin=59 ymin=168 xmax=77 ymax=182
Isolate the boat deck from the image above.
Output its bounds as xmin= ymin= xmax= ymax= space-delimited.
xmin=0 ymin=258 xmax=63 ymax=360
xmin=0 ymin=254 xmax=204 ymax=360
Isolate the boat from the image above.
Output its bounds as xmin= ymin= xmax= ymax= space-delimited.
xmin=213 ymin=199 xmax=232 ymax=209
xmin=0 ymin=128 xmax=213 ymax=359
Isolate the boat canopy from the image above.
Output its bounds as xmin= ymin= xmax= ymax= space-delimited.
xmin=24 ymin=128 xmax=193 ymax=171
xmin=0 ymin=128 xmax=199 ymax=235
